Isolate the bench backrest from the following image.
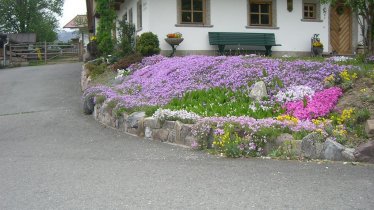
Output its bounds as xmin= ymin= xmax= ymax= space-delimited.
xmin=209 ymin=32 xmax=277 ymax=46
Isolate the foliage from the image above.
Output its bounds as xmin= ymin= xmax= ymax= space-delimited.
xmin=165 ymin=87 xmax=284 ymax=118
xmin=117 ymin=19 xmax=136 ymax=56
xmin=85 ymin=63 xmax=108 ymax=79
xmin=96 ymin=0 xmax=116 ymax=56
xmin=111 ymin=53 xmax=143 ymax=71
xmin=136 ymin=32 xmax=160 ymax=56
xmin=0 ymin=0 xmax=63 ymax=42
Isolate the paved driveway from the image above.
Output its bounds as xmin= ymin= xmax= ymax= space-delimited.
xmin=0 ymin=63 xmax=373 ymax=209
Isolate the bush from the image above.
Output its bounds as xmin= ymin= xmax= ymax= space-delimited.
xmin=117 ymin=20 xmax=136 ymax=56
xmin=136 ymin=32 xmax=160 ymax=56
xmin=85 ymin=63 xmax=107 ymax=79
xmin=111 ymin=53 xmax=143 ymax=70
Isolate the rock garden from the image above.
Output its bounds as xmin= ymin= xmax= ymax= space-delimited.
xmin=82 ymin=49 xmax=374 ymax=163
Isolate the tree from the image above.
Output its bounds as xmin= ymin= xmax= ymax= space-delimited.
xmin=0 ymin=0 xmax=63 ymax=42
xmin=321 ymin=0 xmax=374 ymax=54
xmin=95 ymin=0 xmax=116 ymax=56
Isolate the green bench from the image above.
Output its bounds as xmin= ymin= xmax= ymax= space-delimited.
xmin=208 ymin=32 xmax=281 ymax=56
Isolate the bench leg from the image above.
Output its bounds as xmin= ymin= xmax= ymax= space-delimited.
xmin=265 ymin=46 xmax=272 ymax=56
xmin=218 ymin=45 xmax=225 ymax=55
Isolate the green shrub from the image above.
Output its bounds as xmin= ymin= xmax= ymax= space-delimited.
xmin=111 ymin=53 xmax=143 ymax=70
xmin=117 ymin=20 xmax=136 ymax=56
xmin=85 ymin=63 xmax=108 ymax=79
xmin=136 ymin=32 xmax=160 ymax=56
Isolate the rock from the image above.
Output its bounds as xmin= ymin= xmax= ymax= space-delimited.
xmin=301 ymin=133 xmax=324 ymax=159
xmin=126 ymin=112 xmax=145 ymax=128
xmin=145 ymin=127 xmax=152 ymax=139
xmin=83 ymin=95 xmax=95 ymax=115
xmin=168 ymin=130 xmax=176 ymax=143
xmin=185 ymin=136 xmax=197 ymax=147
xmin=322 ymin=138 xmax=345 ymax=161
xmin=162 ymin=121 xmax=176 ymax=130
xmin=365 ymin=120 xmax=374 ymax=138
xmin=249 ymin=81 xmax=268 ymax=101
xmin=114 ymin=77 xmax=124 ymax=85
xmin=354 ymin=141 xmax=374 ymax=163
xmin=174 ymin=121 xmax=183 ymax=145
xmin=144 ymin=117 xmax=161 ymax=129
xmin=292 ymin=140 xmax=302 ymax=156
xmin=152 ymin=129 xmax=169 ymax=142
xmin=342 ymin=148 xmax=356 ymax=161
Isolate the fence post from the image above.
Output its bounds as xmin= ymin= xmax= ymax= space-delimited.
xmin=9 ymin=44 xmax=12 ymax=64
xmin=44 ymin=41 xmax=47 ymax=64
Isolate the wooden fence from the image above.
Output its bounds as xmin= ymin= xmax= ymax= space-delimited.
xmin=7 ymin=41 xmax=81 ymax=65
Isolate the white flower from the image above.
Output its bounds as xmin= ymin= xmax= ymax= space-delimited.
xmin=275 ymin=85 xmax=315 ymax=102
xmin=152 ymin=108 xmax=201 ymax=122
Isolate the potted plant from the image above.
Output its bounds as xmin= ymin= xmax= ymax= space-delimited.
xmin=165 ymin=32 xmax=184 ymax=56
xmin=311 ymin=34 xmax=323 ymax=57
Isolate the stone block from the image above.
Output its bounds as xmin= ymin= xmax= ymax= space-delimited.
xmin=137 ymin=118 xmax=145 ymax=137
xmin=365 ymin=120 xmax=374 ymax=138
xmin=354 ymin=141 xmax=374 ymax=163
xmin=126 ymin=112 xmax=145 ymax=128
xmin=168 ymin=130 xmax=176 ymax=143
xmin=174 ymin=121 xmax=183 ymax=145
xmin=249 ymin=81 xmax=268 ymax=101
xmin=322 ymin=138 xmax=345 ymax=161
xmin=145 ymin=127 xmax=152 ymax=139
xmin=163 ymin=121 xmax=176 ymax=130
xmin=152 ymin=129 xmax=169 ymax=142
xmin=342 ymin=148 xmax=356 ymax=161
xmin=301 ymin=133 xmax=324 ymax=159
xmin=144 ymin=117 xmax=161 ymax=129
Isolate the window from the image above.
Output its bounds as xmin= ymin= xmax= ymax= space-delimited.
xmin=123 ymin=13 xmax=128 ymax=22
xmin=249 ymin=3 xmax=272 ymax=26
xmin=301 ymin=0 xmax=321 ymax=21
xmin=129 ymin=8 xmax=133 ymax=24
xmin=176 ymin=0 xmax=211 ymax=26
xmin=304 ymin=3 xmax=316 ymax=19
xmin=247 ymin=0 xmax=277 ymax=28
xmin=137 ymin=1 xmax=142 ymax=29
xmin=181 ymin=0 xmax=204 ymax=23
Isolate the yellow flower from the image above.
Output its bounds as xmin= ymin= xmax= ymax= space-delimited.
xmin=276 ymin=115 xmax=298 ymax=124
xmin=360 ymin=88 xmax=367 ymax=93
xmin=324 ymin=74 xmax=335 ymax=83
xmin=339 ymin=69 xmax=358 ymax=82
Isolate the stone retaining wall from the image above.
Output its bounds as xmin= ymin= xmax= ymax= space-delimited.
xmin=93 ymin=103 xmax=197 ymax=147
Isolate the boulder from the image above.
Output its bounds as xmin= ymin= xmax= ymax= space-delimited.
xmin=145 ymin=127 xmax=152 ymax=139
xmin=83 ymin=95 xmax=95 ymax=115
xmin=144 ymin=117 xmax=161 ymax=129
xmin=163 ymin=121 xmax=176 ymax=130
xmin=249 ymin=81 xmax=268 ymax=101
xmin=342 ymin=148 xmax=356 ymax=161
xmin=152 ymin=129 xmax=169 ymax=142
xmin=365 ymin=120 xmax=374 ymax=138
xmin=301 ymin=133 xmax=324 ymax=159
xmin=354 ymin=141 xmax=374 ymax=163
xmin=126 ymin=112 xmax=146 ymax=128
xmin=322 ymin=138 xmax=345 ymax=161
xmin=276 ymin=133 xmax=294 ymax=146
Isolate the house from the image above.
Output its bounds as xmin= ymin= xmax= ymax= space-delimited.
xmin=86 ymin=0 xmax=363 ymax=56
xmin=63 ymin=15 xmax=90 ymax=46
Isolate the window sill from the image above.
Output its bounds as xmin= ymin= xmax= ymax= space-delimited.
xmin=175 ymin=24 xmax=214 ymax=28
xmin=246 ymin=26 xmax=280 ymax=30
xmin=301 ymin=19 xmax=323 ymax=22
xmin=136 ymin=27 xmax=143 ymax=32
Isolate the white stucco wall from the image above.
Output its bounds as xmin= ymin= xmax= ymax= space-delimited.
xmin=104 ymin=0 xmax=363 ymax=54
xmin=147 ymin=0 xmax=333 ymax=54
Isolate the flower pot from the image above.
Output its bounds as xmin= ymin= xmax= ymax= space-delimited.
xmin=312 ymin=47 xmax=323 ymax=56
xmin=165 ymin=38 xmax=184 ymax=45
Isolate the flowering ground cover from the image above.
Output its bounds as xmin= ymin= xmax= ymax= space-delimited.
xmin=84 ymin=55 xmax=373 ymax=158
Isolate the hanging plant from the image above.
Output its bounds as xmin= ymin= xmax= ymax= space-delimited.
xmin=336 ymin=6 xmax=345 ymax=15
xmin=287 ymin=0 xmax=293 ymax=12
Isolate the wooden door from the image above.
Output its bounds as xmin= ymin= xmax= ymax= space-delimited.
xmin=330 ymin=4 xmax=352 ymax=54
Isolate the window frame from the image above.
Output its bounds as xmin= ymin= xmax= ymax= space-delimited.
xmin=176 ymin=0 xmax=212 ymax=27
xmin=247 ymin=0 xmax=278 ymax=29
xmin=137 ymin=0 xmax=143 ymax=30
xmin=303 ymin=3 xmax=316 ymax=19
xmin=249 ymin=2 xmax=272 ymax=26
xmin=301 ymin=0 xmax=322 ymax=22
xmin=129 ymin=8 xmax=133 ymax=24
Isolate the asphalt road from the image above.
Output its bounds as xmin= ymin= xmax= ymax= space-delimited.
xmin=0 ymin=63 xmax=373 ymax=210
